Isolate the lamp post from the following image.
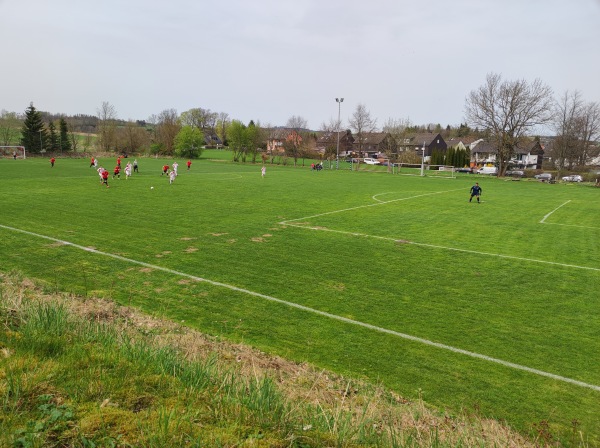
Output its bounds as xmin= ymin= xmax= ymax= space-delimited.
xmin=335 ymin=97 xmax=344 ymax=169
xmin=420 ymin=142 xmax=426 ymax=177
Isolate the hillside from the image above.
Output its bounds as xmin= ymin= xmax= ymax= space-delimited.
xmin=0 ymin=271 xmax=540 ymax=447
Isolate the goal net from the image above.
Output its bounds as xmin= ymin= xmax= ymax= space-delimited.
xmin=0 ymin=146 xmax=26 ymax=159
xmin=393 ymin=163 xmax=455 ymax=178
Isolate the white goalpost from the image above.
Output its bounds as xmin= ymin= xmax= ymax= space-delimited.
xmin=0 ymin=146 xmax=26 ymax=159
xmin=393 ymin=163 xmax=455 ymax=178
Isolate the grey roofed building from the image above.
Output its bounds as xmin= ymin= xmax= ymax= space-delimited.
xmin=399 ymin=133 xmax=447 ymax=157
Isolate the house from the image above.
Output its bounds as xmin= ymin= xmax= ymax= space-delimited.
xmin=266 ymin=128 xmax=303 ymax=154
xmin=511 ymin=141 xmax=544 ymax=169
xmin=399 ymin=133 xmax=447 ymax=158
xmin=470 ymin=140 xmax=544 ymax=169
xmin=315 ymin=130 xmax=355 ymax=157
xmin=352 ymin=132 xmax=395 ymax=158
xmin=204 ymin=133 xmax=223 ymax=148
xmin=445 ymin=136 xmax=483 ymax=151
xmin=470 ymin=141 xmax=498 ymax=165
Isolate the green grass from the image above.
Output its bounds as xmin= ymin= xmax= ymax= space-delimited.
xmin=1 ymin=156 xmax=599 ymax=445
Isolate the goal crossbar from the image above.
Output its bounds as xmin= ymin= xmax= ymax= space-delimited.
xmin=393 ymin=163 xmax=455 ymax=178
xmin=0 ymin=146 xmax=26 ymax=159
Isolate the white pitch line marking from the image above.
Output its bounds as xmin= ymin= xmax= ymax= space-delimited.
xmin=282 ymin=188 xmax=464 ymax=224
xmin=372 ymin=192 xmax=396 ymax=203
xmin=1 ymin=223 xmax=599 ymax=392
xmin=280 ymin=193 xmax=599 ymax=272
xmin=540 ymin=200 xmax=571 ymax=224
xmin=541 ymin=222 xmax=600 ymax=230
xmin=282 ymin=222 xmax=600 ymax=272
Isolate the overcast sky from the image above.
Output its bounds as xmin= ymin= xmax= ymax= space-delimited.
xmin=1 ymin=0 xmax=599 ymax=130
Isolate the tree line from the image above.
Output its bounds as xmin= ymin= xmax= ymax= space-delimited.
xmin=3 ymin=74 xmax=599 ymax=171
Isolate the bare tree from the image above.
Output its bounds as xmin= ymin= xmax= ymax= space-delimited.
xmin=349 ymin=104 xmax=378 ymax=157
xmin=285 ymin=115 xmax=309 ymax=166
xmin=465 ymin=73 xmax=554 ymax=175
xmin=318 ymin=119 xmax=341 ymax=163
xmin=117 ymin=121 xmax=151 ymax=154
xmin=578 ymin=101 xmax=600 ymax=166
xmin=96 ymin=101 xmax=118 ymax=152
xmin=553 ymin=91 xmax=584 ymax=170
xmin=553 ymin=92 xmax=600 ymax=169
xmin=382 ymin=117 xmax=412 ymax=160
xmin=319 ymin=117 xmax=341 ymax=133
xmin=153 ymin=109 xmax=180 ymax=156
xmin=66 ymin=118 xmax=80 ymax=153
xmin=216 ymin=112 xmax=230 ymax=147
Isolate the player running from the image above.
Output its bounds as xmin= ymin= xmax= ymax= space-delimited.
xmin=101 ymin=169 xmax=109 ymax=187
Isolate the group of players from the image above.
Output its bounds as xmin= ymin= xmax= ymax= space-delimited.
xmin=90 ymin=156 xmax=191 ymax=188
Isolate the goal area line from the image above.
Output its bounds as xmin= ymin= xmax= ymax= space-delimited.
xmin=279 ymin=193 xmax=599 ymax=273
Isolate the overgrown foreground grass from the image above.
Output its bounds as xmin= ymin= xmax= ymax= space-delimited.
xmin=0 ymin=272 xmax=543 ymax=447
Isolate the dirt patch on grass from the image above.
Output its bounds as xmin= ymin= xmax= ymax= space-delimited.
xmin=184 ymin=247 xmax=198 ymax=253
xmin=209 ymin=233 xmax=228 ymax=237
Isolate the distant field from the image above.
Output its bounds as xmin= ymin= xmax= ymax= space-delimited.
xmin=1 ymin=156 xmax=599 ymax=444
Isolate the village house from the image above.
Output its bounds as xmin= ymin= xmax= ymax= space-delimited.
xmin=351 ymin=132 xmax=395 ymax=158
xmin=266 ymin=128 xmax=304 ymax=155
xmin=315 ymin=130 xmax=355 ymax=158
xmin=398 ymin=133 xmax=448 ymax=160
xmin=470 ymin=140 xmax=544 ymax=169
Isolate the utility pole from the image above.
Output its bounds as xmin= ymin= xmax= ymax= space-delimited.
xmin=335 ymin=98 xmax=344 ymax=170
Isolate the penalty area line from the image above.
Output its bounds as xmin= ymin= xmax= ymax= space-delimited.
xmin=1 ymin=223 xmax=599 ymax=392
xmin=281 ymin=188 xmax=464 ymax=224
xmin=540 ymin=200 xmax=571 ymax=224
xmin=281 ymin=222 xmax=600 ymax=272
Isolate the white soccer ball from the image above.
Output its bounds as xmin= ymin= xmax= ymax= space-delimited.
xmin=151 ymin=186 xmax=154 ymax=190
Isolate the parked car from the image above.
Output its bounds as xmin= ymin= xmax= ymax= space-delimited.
xmin=476 ymin=166 xmax=498 ymax=175
xmin=456 ymin=167 xmax=474 ymax=173
xmin=505 ymin=170 xmax=525 ymax=177
xmin=562 ymin=174 xmax=583 ymax=182
xmin=534 ymin=173 xmax=553 ymax=181
xmin=363 ymin=158 xmax=380 ymax=165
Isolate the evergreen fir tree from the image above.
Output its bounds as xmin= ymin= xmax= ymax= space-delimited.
xmin=48 ymin=121 xmax=59 ymax=152
xmin=446 ymin=147 xmax=455 ymax=166
xmin=59 ymin=118 xmax=72 ymax=152
xmin=20 ymin=102 xmax=47 ymax=154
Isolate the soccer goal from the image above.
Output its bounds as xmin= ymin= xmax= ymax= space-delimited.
xmin=393 ymin=163 xmax=455 ymax=178
xmin=0 ymin=146 xmax=26 ymax=159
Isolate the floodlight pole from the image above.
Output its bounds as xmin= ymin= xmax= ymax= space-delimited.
xmin=420 ymin=143 xmax=425 ymax=177
xmin=335 ymin=97 xmax=344 ymax=170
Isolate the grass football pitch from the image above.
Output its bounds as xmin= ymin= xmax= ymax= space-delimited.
xmin=1 ymin=156 xmax=599 ymax=443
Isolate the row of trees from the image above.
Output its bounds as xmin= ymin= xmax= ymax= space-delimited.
xmin=20 ymin=103 xmax=72 ymax=154
xmin=465 ymin=73 xmax=600 ymax=174
xmin=6 ymin=75 xmax=599 ymax=170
